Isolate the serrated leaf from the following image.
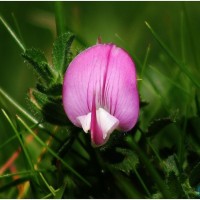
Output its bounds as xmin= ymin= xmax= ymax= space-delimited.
xmin=52 ymin=32 xmax=75 ymax=75
xmin=22 ymin=48 xmax=56 ymax=85
xmin=147 ymin=117 xmax=173 ymax=137
xmin=163 ymin=155 xmax=186 ymax=198
xmin=166 ymin=172 xmax=183 ymax=198
xmin=163 ymin=155 xmax=179 ymax=176
xmin=111 ymin=148 xmax=139 ymax=175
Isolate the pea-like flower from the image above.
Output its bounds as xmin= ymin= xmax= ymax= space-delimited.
xmin=62 ymin=43 xmax=139 ymax=147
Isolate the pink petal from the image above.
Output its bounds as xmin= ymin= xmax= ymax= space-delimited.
xmin=63 ymin=44 xmax=114 ymax=126
xmin=62 ymin=43 xmax=139 ymax=145
xmin=102 ymin=45 xmax=139 ymax=131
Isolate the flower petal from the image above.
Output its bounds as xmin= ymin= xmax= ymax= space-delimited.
xmin=93 ymin=44 xmax=139 ymax=131
xmin=62 ymin=44 xmax=114 ymax=127
xmin=62 ymin=43 xmax=139 ymax=144
xmin=77 ymin=113 xmax=91 ymax=133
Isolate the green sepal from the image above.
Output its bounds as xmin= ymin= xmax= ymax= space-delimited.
xmin=52 ymin=32 xmax=75 ymax=75
xmin=22 ymin=48 xmax=56 ymax=85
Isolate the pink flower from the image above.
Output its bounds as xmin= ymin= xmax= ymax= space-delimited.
xmin=62 ymin=43 xmax=139 ymax=147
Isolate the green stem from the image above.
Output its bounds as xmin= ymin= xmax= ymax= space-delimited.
xmin=54 ymin=1 xmax=65 ymax=36
xmin=147 ymin=139 xmax=162 ymax=164
xmin=134 ymin=168 xmax=151 ymax=197
xmin=39 ymin=172 xmax=56 ymax=196
xmin=0 ymin=16 xmax=25 ymax=52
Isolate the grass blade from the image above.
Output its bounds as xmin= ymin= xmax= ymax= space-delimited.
xmin=0 ymin=88 xmax=43 ymax=129
xmin=1 ymin=109 xmax=35 ymax=176
xmin=141 ymin=44 xmax=151 ymax=78
xmin=0 ymin=16 xmax=25 ymax=52
xmin=145 ymin=21 xmax=200 ymax=88
xmin=0 ymin=135 xmax=17 ymax=149
xmin=54 ymin=1 xmax=65 ymax=36
xmin=126 ymin=136 xmax=171 ymax=198
xmin=149 ymin=65 xmax=191 ymax=96
xmin=0 ymin=169 xmax=44 ymax=179
xmin=16 ymin=115 xmax=91 ymax=187
xmin=11 ymin=12 xmax=25 ymax=48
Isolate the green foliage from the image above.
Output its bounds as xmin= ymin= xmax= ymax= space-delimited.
xmin=146 ymin=117 xmax=174 ymax=138
xmin=110 ymin=148 xmax=139 ymax=175
xmin=0 ymin=2 xmax=200 ymax=199
xmin=22 ymin=32 xmax=75 ymax=126
xmin=52 ymin=32 xmax=75 ymax=75
xmin=22 ymin=49 xmax=55 ymax=86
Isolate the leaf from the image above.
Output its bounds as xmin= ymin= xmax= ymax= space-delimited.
xmin=166 ymin=172 xmax=184 ymax=198
xmin=163 ymin=155 xmax=188 ymax=198
xmin=111 ymin=148 xmax=139 ymax=175
xmin=147 ymin=117 xmax=173 ymax=137
xmin=22 ymin=48 xmax=56 ymax=85
xmin=52 ymin=32 xmax=75 ymax=75
xmin=28 ymin=89 xmax=70 ymax=125
xmin=163 ymin=154 xmax=179 ymax=176
xmin=42 ymin=99 xmax=69 ymax=125
xmin=43 ymin=83 xmax=62 ymax=97
xmin=36 ymin=83 xmax=62 ymax=97
xmin=162 ymin=155 xmax=186 ymax=198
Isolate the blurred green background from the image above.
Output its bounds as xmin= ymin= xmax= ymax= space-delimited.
xmin=0 ymin=2 xmax=200 ymax=198
xmin=1 ymin=1 xmax=200 ymax=107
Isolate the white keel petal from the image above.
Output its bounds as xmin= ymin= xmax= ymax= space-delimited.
xmin=77 ymin=113 xmax=91 ymax=133
xmin=96 ymin=108 xmax=119 ymax=140
xmin=77 ymin=108 xmax=119 ymax=145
